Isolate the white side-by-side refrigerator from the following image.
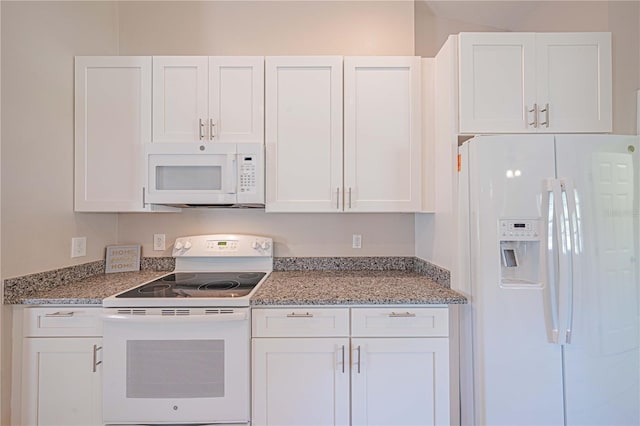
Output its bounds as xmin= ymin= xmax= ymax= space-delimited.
xmin=457 ymin=134 xmax=640 ymax=425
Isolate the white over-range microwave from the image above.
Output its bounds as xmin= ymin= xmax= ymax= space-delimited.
xmin=145 ymin=143 xmax=264 ymax=207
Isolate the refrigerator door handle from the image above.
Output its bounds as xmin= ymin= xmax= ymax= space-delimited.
xmin=561 ymin=179 xmax=579 ymax=344
xmin=543 ymin=178 xmax=560 ymax=344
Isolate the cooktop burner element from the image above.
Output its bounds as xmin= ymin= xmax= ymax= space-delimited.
xmin=116 ymin=272 xmax=266 ymax=299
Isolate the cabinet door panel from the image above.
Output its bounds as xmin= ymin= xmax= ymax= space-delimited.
xmin=74 ymin=56 xmax=150 ymax=212
xmin=265 ymin=57 xmax=343 ymax=212
xmin=22 ymin=337 xmax=102 ymax=426
xmin=351 ymin=338 xmax=450 ymax=426
xmin=152 ymin=56 xmax=208 ymax=143
xmin=459 ymin=33 xmax=536 ymax=133
xmin=252 ymin=338 xmax=350 ymax=426
xmin=536 ymin=33 xmax=612 ymax=133
xmin=209 ymin=56 xmax=264 ymax=143
xmin=344 ymin=57 xmax=421 ymax=212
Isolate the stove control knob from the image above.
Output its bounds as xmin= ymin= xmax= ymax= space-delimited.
xmin=260 ymin=241 xmax=270 ymax=250
xmin=175 ymin=241 xmax=184 ymax=250
xmin=252 ymin=241 xmax=260 ymax=249
xmin=184 ymin=241 xmax=192 ymax=250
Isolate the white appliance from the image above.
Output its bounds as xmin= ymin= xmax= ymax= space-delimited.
xmin=102 ymin=234 xmax=272 ymax=425
xmin=457 ymin=134 xmax=639 ymax=425
xmin=145 ymin=143 xmax=264 ymax=207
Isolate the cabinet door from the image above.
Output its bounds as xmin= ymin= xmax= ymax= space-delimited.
xmin=265 ymin=56 xmax=343 ymax=212
xmin=252 ymin=338 xmax=350 ymax=426
xmin=458 ymin=33 xmax=536 ymax=133
xmin=536 ymin=33 xmax=612 ymax=133
xmin=22 ymin=337 xmax=102 ymax=426
xmin=209 ymin=56 xmax=264 ymax=143
xmin=74 ymin=56 xmax=151 ymax=212
xmin=351 ymin=338 xmax=450 ymax=426
xmin=344 ymin=57 xmax=421 ymax=212
xmin=152 ymin=56 xmax=208 ymax=143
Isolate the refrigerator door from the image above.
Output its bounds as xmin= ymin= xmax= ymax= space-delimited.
xmin=465 ymin=135 xmax=565 ymax=425
xmin=555 ymin=134 xmax=640 ymax=425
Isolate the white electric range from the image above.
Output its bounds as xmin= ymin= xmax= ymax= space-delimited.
xmin=102 ymin=234 xmax=272 ymax=426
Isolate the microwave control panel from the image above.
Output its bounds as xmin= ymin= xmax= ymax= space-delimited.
xmin=239 ymin=155 xmax=257 ymax=193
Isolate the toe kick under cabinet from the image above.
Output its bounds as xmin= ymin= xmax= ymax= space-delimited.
xmin=252 ymin=306 xmax=450 ymax=426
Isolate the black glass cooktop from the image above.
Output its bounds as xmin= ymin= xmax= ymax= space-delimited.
xmin=116 ymin=272 xmax=267 ymax=298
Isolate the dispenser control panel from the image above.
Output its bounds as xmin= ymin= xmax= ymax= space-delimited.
xmin=499 ymin=219 xmax=540 ymax=241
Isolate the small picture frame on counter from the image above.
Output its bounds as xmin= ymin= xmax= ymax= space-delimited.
xmin=105 ymin=245 xmax=141 ymax=273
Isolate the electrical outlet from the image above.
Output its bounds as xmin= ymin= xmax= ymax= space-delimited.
xmin=153 ymin=234 xmax=166 ymax=251
xmin=71 ymin=237 xmax=87 ymax=258
xmin=352 ymin=234 xmax=362 ymax=249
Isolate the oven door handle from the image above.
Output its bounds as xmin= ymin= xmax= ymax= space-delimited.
xmin=101 ymin=312 xmax=247 ymax=323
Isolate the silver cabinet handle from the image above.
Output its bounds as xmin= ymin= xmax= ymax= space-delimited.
xmin=528 ymin=104 xmax=539 ymax=127
xmin=209 ymin=118 xmax=216 ymax=140
xmin=286 ymin=312 xmax=313 ymax=318
xmin=92 ymin=344 xmax=102 ymax=373
xmin=540 ymin=103 xmax=550 ymax=128
xmin=354 ymin=345 xmax=361 ymax=374
xmin=341 ymin=345 xmax=346 ymax=373
xmin=348 ymin=188 xmax=352 ymax=209
xmin=198 ymin=118 xmax=205 ymax=140
xmin=45 ymin=311 xmax=75 ymax=318
xmin=388 ymin=312 xmax=416 ymax=318
xmin=336 ymin=188 xmax=340 ymax=210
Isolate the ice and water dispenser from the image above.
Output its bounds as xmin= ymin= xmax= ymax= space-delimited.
xmin=499 ymin=219 xmax=541 ymax=287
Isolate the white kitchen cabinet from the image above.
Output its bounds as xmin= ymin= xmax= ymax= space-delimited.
xmin=20 ymin=307 xmax=103 ymax=426
xmin=74 ymin=56 xmax=152 ymax=212
xmin=252 ymin=306 xmax=450 ymax=426
xmin=344 ymin=57 xmax=422 ymax=212
xmin=265 ymin=56 xmax=421 ymax=213
xmin=458 ymin=32 xmax=611 ymax=133
xmin=265 ymin=56 xmax=344 ymax=212
xmin=152 ymin=56 xmax=264 ymax=144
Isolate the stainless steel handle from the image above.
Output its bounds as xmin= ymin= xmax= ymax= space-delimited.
xmin=540 ymin=103 xmax=550 ymax=128
xmin=348 ymin=188 xmax=352 ymax=209
xmin=561 ymin=179 xmax=578 ymax=344
xmin=198 ymin=118 xmax=205 ymax=140
xmin=341 ymin=345 xmax=346 ymax=373
xmin=142 ymin=187 xmax=146 ymax=208
xmin=528 ymin=104 xmax=539 ymax=127
xmin=92 ymin=344 xmax=102 ymax=373
xmin=336 ymin=188 xmax=340 ymax=210
xmin=286 ymin=312 xmax=313 ymax=318
xmin=543 ymin=179 xmax=560 ymax=343
xmin=355 ymin=345 xmax=361 ymax=374
xmin=45 ymin=311 xmax=75 ymax=318
xmin=209 ymin=119 xmax=215 ymax=140
xmin=388 ymin=312 xmax=416 ymax=318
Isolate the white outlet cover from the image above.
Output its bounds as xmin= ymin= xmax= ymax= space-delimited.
xmin=153 ymin=234 xmax=166 ymax=251
xmin=71 ymin=237 xmax=87 ymax=258
xmin=352 ymin=234 xmax=362 ymax=249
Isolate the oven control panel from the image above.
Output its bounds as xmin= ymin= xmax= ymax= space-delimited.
xmin=173 ymin=234 xmax=273 ymax=257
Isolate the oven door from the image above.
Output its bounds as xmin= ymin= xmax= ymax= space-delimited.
xmin=102 ymin=308 xmax=249 ymax=425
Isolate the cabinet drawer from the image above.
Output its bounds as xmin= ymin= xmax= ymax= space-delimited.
xmin=23 ymin=307 xmax=102 ymax=337
xmin=351 ymin=307 xmax=448 ymax=337
xmin=252 ymin=308 xmax=349 ymax=337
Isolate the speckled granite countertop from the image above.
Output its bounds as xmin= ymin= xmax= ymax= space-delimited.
xmin=11 ymin=270 xmax=169 ymax=305
xmin=251 ymin=271 xmax=466 ymax=305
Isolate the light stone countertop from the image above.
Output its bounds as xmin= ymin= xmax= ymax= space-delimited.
xmin=13 ymin=270 xmax=170 ymax=305
xmin=251 ymin=271 xmax=467 ymax=305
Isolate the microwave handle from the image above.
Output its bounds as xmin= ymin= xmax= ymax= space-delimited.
xmin=225 ymin=154 xmax=237 ymax=194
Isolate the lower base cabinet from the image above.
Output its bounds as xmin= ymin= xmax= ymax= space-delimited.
xmin=252 ymin=307 xmax=450 ymax=426
xmin=20 ymin=307 xmax=103 ymax=426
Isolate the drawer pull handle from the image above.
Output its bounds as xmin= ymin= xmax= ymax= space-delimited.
xmin=92 ymin=345 xmax=103 ymax=373
xmin=44 ymin=311 xmax=75 ymax=318
xmin=341 ymin=345 xmax=346 ymax=373
xmin=286 ymin=312 xmax=313 ymax=318
xmin=388 ymin=312 xmax=416 ymax=318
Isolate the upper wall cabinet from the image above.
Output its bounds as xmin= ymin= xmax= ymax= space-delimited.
xmin=265 ymin=56 xmax=344 ymax=212
xmin=75 ymin=56 xmax=151 ymax=212
xmin=265 ymin=56 xmax=421 ymax=213
xmin=152 ymin=56 xmax=264 ymax=144
xmin=458 ymin=32 xmax=612 ymax=133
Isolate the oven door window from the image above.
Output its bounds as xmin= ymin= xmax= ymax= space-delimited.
xmin=126 ymin=340 xmax=224 ymax=398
